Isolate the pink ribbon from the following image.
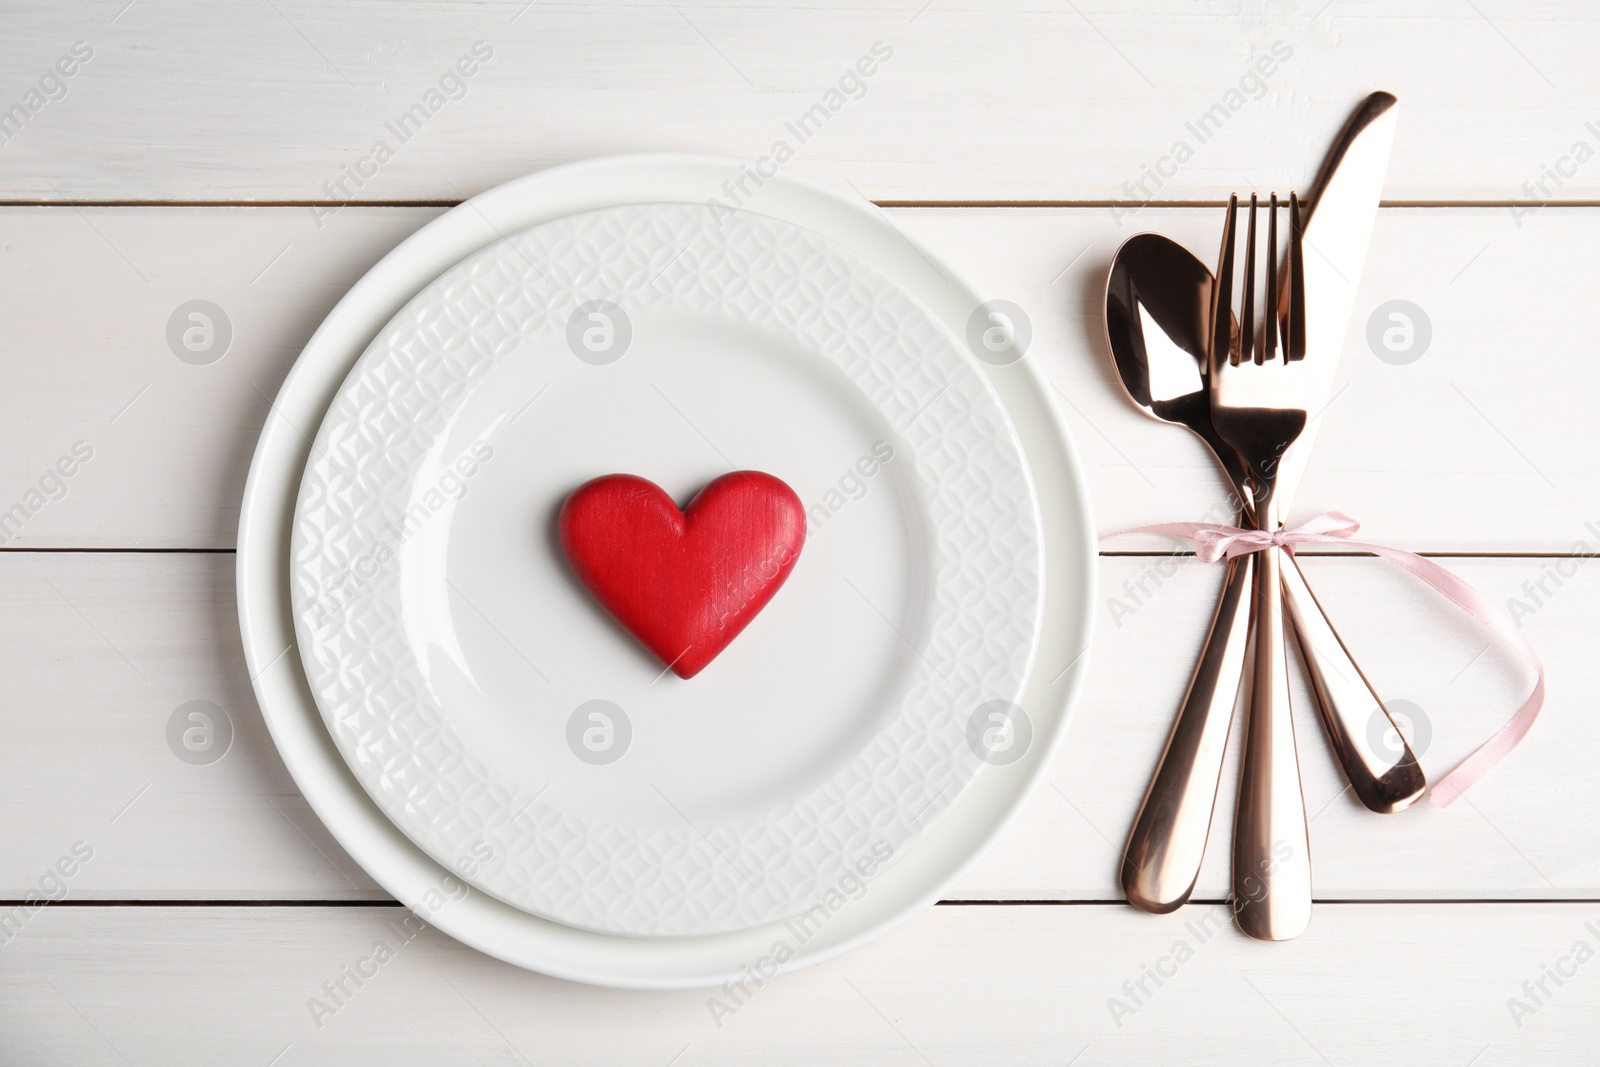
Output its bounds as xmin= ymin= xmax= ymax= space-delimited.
xmin=1106 ymin=511 xmax=1543 ymax=807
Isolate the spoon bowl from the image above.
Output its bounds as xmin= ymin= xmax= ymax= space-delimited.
xmin=1105 ymin=233 xmax=1248 ymax=497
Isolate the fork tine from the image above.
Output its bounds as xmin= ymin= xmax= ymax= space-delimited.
xmin=1241 ymin=195 xmax=1257 ymax=365
xmin=1212 ymin=194 xmax=1238 ymax=370
xmin=1287 ymin=192 xmax=1307 ymax=360
xmin=1265 ymin=193 xmax=1279 ymax=363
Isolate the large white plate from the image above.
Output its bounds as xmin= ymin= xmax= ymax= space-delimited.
xmin=289 ymin=201 xmax=1044 ymax=936
xmin=239 ymin=155 xmax=1096 ymax=986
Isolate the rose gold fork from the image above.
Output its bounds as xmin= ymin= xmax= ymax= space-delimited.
xmin=1207 ymin=191 xmax=1315 ymax=941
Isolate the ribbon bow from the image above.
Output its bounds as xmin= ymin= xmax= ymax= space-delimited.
xmin=1107 ymin=512 xmax=1543 ymax=807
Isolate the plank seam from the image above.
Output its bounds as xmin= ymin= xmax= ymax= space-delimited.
xmin=1 ymin=199 xmax=1595 ymax=210
xmin=17 ymin=897 xmax=1599 ymax=908
xmin=0 ymin=548 xmax=1584 ymax=559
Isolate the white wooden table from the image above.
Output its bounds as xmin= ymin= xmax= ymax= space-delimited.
xmin=4 ymin=2 xmax=1597 ymax=1062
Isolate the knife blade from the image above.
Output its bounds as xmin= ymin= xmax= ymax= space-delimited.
xmin=1275 ymin=91 xmax=1398 ymax=501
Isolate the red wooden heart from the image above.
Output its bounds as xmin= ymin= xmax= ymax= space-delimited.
xmin=558 ymin=472 xmax=806 ymax=679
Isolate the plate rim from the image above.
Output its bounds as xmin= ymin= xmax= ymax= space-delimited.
xmin=237 ymin=153 xmax=1097 ymax=989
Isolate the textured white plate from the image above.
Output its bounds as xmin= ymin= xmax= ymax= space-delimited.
xmin=238 ymin=155 xmax=1095 ymax=986
xmin=289 ymin=202 xmax=1043 ymax=936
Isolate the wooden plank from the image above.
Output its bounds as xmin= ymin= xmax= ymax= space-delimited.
xmin=5 ymin=2 xmax=1600 ymax=203
xmin=0 ymin=550 xmax=1581 ymax=902
xmin=937 ymin=203 xmax=1598 ymax=554
xmin=0 ymin=204 xmax=1593 ymax=551
xmin=1 ymin=902 xmax=1595 ymax=1063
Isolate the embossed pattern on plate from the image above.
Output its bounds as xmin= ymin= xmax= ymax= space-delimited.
xmin=289 ymin=204 xmax=1043 ymax=936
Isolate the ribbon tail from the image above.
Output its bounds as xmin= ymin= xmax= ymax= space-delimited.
xmin=1340 ymin=541 xmax=1545 ymax=808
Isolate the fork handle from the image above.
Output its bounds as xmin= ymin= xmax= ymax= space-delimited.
xmin=1233 ymin=542 xmax=1313 ymax=940
xmin=1280 ymin=553 xmax=1427 ymax=813
xmin=1121 ymin=553 xmax=1252 ymax=913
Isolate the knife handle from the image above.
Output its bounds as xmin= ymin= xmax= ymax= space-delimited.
xmin=1232 ymin=541 xmax=1314 ymax=941
xmin=1280 ymin=551 xmax=1426 ymax=813
xmin=1121 ymin=553 xmax=1252 ymax=913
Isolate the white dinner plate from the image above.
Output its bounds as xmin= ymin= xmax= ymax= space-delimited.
xmin=290 ymin=201 xmax=1044 ymax=936
xmin=239 ymin=155 xmax=1095 ymax=985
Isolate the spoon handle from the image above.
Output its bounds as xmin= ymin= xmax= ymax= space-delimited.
xmin=1121 ymin=553 xmax=1253 ymax=913
xmin=1280 ymin=553 xmax=1427 ymax=812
